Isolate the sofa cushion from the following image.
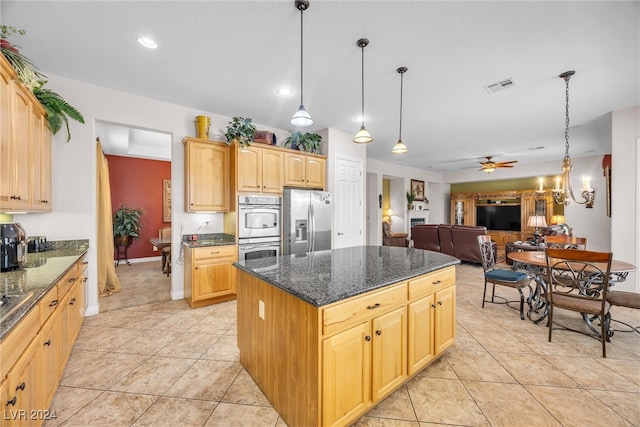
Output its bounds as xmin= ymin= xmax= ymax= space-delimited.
xmin=452 ymin=225 xmax=488 ymax=264
xmin=412 ymin=224 xmax=440 ymax=251
xmin=437 ymin=224 xmax=455 ymax=256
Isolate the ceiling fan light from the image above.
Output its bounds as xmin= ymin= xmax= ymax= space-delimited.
xmin=353 ymin=126 xmax=373 ymax=144
xmin=391 ymin=139 xmax=408 ymax=154
xmin=290 ymin=105 xmax=313 ymax=128
xmin=483 ymin=167 xmax=496 ymax=173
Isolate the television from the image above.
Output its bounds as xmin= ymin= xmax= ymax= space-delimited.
xmin=476 ymin=205 xmax=521 ymax=231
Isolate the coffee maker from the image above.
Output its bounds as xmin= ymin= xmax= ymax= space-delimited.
xmin=1 ymin=223 xmax=27 ymax=272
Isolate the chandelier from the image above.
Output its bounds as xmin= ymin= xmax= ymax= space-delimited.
xmin=551 ymin=70 xmax=595 ymax=208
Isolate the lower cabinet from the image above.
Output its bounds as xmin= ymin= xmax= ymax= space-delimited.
xmin=184 ymin=245 xmax=237 ymax=308
xmin=237 ymin=265 xmax=456 ymax=427
xmin=322 ymin=306 xmax=408 ymax=426
xmin=0 ymin=255 xmax=86 ymax=426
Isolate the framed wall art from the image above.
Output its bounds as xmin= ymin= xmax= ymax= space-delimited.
xmin=411 ymin=179 xmax=425 ymax=202
xmin=163 ymin=179 xmax=171 ymax=222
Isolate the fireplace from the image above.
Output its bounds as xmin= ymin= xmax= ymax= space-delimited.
xmin=410 ymin=217 xmax=426 ymax=227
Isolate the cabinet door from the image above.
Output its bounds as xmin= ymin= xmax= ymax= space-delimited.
xmin=407 ymin=294 xmax=435 ymax=375
xmin=0 ymin=61 xmax=13 ymax=210
xmin=283 ymin=152 xmax=305 ymax=187
xmin=192 ymin=255 xmax=236 ymax=301
xmin=39 ymin=314 xmax=60 ymax=410
xmin=0 ymin=379 xmax=7 ymax=427
xmin=322 ymin=322 xmax=371 ymax=427
xmin=58 ymin=292 xmax=72 ymax=370
xmin=305 ymin=157 xmax=325 ymax=189
xmin=371 ymin=307 xmax=407 ymax=401
xmin=5 ymin=338 xmax=39 ymax=427
xmin=185 ymin=140 xmax=229 ymax=212
xmin=68 ymin=280 xmax=84 ymax=343
xmin=434 ymin=286 xmax=456 ymax=355
xmin=10 ymin=86 xmax=32 ymax=211
xmin=237 ymin=146 xmax=262 ymax=192
xmin=30 ymin=111 xmax=51 ymax=212
xmin=261 ymin=150 xmax=283 ymax=193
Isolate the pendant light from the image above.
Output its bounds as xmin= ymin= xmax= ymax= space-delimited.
xmin=290 ymin=0 xmax=313 ymax=128
xmin=551 ymin=70 xmax=595 ymax=208
xmin=353 ymin=38 xmax=373 ymax=144
xmin=391 ymin=67 xmax=409 ymax=154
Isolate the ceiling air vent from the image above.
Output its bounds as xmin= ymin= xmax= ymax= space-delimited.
xmin=484 ymin=77 xmax=517 ymax=93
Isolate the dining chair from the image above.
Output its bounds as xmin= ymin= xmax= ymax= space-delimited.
xmin=159 ymin=226 xmax=171 ymax=276
xmin=544 ymin=235 xmax=587 ymax=249
xmin=545 ymin=248 xmax=613 ymax=357
xmin=477 ymin=235 xmax=532 ymax=320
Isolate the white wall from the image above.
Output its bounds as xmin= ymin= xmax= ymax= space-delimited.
xmin=611 ymin=106 xmax=639 ymax=292
xmin=367 ymin=159 xmax=444 ymax=245
xmin=14 ymin=74 xmax=291 ymax=316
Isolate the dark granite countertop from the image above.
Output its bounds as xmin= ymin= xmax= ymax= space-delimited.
xmin=233 ymin=245 xmax=460 ymax=307
xmin=182 ymin=233 xmax=236 ymax=248
xmin=0 ymin=240 xmax=89 ymax=340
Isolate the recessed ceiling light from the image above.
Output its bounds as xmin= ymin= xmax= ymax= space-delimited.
xmin=277 ymin=87 xmax=293 ymax=96
xmin=137 ymin=36 xmax=158 ymax=49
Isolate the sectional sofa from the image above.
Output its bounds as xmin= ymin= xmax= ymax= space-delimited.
xmin=411 ymin=224 xmax=495 ymax=264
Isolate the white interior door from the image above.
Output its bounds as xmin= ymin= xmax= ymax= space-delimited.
xmin=334 ymin=156 xmax=364 ymax=248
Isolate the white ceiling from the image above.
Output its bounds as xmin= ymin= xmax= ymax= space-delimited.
xmin=2 ymin=1 xmax=638 ymax=172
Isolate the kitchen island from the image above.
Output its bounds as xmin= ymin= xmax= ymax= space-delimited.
xmin=233 ymin=245 xmax=460 ymax=426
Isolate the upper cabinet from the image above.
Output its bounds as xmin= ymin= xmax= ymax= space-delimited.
xmin=283 ymin=152 xmax=326 ymax=189
xmin=235 ymin=144 xmax=283 ymax=194
xmin=232 ymin=143 xmax=326 ymax=195
xmin=0 ymin=55 xmax=52 ymax=213
xmin=183 ymin=137 xmax=230 ymax=212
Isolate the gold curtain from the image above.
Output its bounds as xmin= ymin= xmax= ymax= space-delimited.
xmin=96 ymin=138 xmax=122 ymax=296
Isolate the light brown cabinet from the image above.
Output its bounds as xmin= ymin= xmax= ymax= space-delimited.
xmin=407 ymin=267 xmax=456 ymax=375
xmin=236 ymin=145 xmax=283 ymax=194
xmin=237 ymin=265 xmax=456 ymax=427
xmin=0 ymin=255 xmax=86 ymax=426
xmin=183 ymin=137 xmax=230 ymax=212
xmin=184 ymin=244 xmax=237 ymax=308
xmin=450 ymin=194 xmax=476 ymax=226
xmin=283 ymin=152 xmax=326 ymax=189
xmin=0 ymin=54 xmax=51 ymax=213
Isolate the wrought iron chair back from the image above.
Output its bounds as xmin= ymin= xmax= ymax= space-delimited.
xmin=545 ymin=235 xmax=587 ymax=250
xmin=545 ymin=248 xmax=613 ymax=357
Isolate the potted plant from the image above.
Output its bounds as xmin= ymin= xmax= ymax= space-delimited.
xmin=406 ymin=191 xmax=416 ymax=210
xmin=224 ymin=116 xmax=256 ymax=147
xmin=0 ymin=26 xmax=84 ymax=142
xmin=284 ymin=131 xmax=322 ymax=154
xmin=112 ymin=205 xmax=143 ymax=247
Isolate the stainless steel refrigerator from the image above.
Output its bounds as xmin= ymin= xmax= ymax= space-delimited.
xmin=282 ymin=188 xmax=332 ymax=255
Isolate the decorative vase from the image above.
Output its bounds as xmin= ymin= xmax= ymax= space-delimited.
xmin=407 ymin=203 xmax=413 ymax=211
xmin=195 ymin=115 xmax=211 ymax=140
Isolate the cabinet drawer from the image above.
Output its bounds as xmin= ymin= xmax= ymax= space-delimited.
xmin=323 ymin=283 xmax=407 ymax=337
xmin=193 ymin=245 xmax=236 ymax=260
xmin=57 ymin=264 xmax=81 ymax=299
xmin=0 ymin=306 xmax=39 ymax=379
xmin=39 ymin=285 xmax=60 ymax=323
xmin=408 ymin=267 xmax=456 ymax=301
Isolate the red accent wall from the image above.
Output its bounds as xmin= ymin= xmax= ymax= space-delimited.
xmin=107 ymin=155 xmax=171 ymax=260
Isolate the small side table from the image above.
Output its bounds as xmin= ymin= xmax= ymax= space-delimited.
xmin=505 ymin=241 xmax=544 ymax=265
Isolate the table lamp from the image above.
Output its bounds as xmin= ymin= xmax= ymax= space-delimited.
xmin=385 ymin=208 xmax=394 ymax=224
xmin=527 ymin=215 xmax=547 ymax=245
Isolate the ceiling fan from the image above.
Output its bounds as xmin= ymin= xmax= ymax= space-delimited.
xmin=479 ymin=156 xmax=518 ymax=173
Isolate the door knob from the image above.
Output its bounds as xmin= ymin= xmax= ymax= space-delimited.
xmin=337 ymin=232 xmax=344 ymax=236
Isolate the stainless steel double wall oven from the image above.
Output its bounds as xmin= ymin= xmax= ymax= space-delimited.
xmin=237 ymin=195 xmax=281 ymax=268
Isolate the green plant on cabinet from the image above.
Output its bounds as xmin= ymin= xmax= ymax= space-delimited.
xmin=284 ymin=131 xmax=322 ymax=154
xmin=225 ymin=116 xmax=256 ymax=147
xmin=0 ymin=25 xmax=84 ymax=142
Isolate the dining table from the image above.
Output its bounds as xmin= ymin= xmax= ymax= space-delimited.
xmin=507 ymin=250 xmax=637 ymax=334
xmin=149 ymin=237 xmax=172 ymax=273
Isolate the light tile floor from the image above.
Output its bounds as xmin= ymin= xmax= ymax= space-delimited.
xmin=46 ymin=263 xmax=640 ymax=426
